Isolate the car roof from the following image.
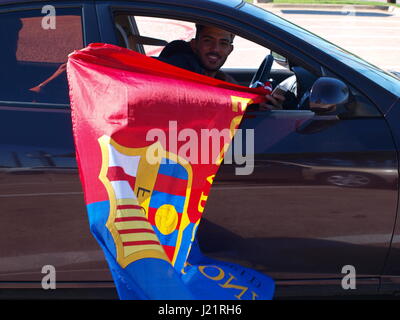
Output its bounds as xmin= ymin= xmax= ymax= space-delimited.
xmin=0 ymin=0 xmax=244 ymax=8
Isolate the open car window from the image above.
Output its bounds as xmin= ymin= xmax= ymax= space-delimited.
xmin=113 ymin=14 xmax=271 ymax=71
xmin=111 ymin=13 xmax=381 ymax=119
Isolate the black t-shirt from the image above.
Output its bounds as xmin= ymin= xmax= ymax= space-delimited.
xmin=157 ymin=40 xmax=237 ymax=84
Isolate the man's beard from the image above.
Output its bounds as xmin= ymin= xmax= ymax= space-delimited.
xmin=200 ymin=56 xmax=227 ymax=72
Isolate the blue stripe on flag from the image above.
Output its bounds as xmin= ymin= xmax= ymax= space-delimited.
xmin=149 ymin=190 xmax=185 ymax=213
xmin=174 ymin=222 xmax=197 ymax=272
xmin=153 ymin=228 xmax=179 ymax=247
xmin=159 ymin=160 xmax=188 ymax=180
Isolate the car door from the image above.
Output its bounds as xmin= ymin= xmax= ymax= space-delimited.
xmin=0 ymin=3 xmax=113 ymax=286
xmin=199 ymin=78 xmax=398 ymax=296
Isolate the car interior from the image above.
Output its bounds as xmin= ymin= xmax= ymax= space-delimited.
xmin=112 ymin=14 xmax=300 ymax=90
xmin=111 ymin=13 xmax=379 ymax=118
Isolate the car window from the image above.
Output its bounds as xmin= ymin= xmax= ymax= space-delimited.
xmin=114 ymin=15 xmax=273 ymax=71
xmin=111 ymin=13 xmax=378 ymax=118
xmin=134 ymin=16 xmax=272 ymax=70
xmin=0 ymin=8 xmax=83 ymax=105
xmin=135 ymin=16 xmax=195 ymax=57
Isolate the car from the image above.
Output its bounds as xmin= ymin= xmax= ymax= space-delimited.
xmin=1 ymin=0 xmax=400 ymax=299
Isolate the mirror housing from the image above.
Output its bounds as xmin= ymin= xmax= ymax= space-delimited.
xmin=309 ymin=77 xmax=349 ymax=114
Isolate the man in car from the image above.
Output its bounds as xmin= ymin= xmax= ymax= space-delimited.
xmin=158 ymin=24 xmax=285 ymax=109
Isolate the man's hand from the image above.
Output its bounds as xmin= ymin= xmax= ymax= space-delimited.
xmin=259 ymin=92 xmax=286 ymax=110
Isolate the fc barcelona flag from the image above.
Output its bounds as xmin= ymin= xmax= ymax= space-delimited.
xmin=67 ymin=43 xmax=275 ymax=300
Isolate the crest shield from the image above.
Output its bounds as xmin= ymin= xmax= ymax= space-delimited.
xmin=98 ymin=135 xmax=193 ymax=269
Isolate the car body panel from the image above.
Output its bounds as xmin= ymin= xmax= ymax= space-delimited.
xmin=199 ymin=112 xmax=398 ymax=283
xmin=381 ymin=98 xmax=400 ymax=281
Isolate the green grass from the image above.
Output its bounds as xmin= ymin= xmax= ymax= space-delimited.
xmin=248 ymin=0 xmax=400 ymax=7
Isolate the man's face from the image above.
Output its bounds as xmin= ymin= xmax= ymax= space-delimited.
xmin=190 ymin=26 xmax=234 ymax=74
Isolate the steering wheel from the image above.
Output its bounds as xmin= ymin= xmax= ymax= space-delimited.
xmin=249 ymin=54 xmax=274 ymax=88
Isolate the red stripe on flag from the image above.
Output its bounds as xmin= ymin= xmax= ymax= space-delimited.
xmin=118 ymin=228 xmax=155 ymax=234
xmin=117 ymin=204 xmax=143 ymax=211
xmin=147 ymin=207 xmax=157 ymax=226
xmin=162 ymin=245 xmax=175 ymax=261
xmin=154 ymin=173 xmax=187 ymax=197
xmin=123 ymin=240 xmax=160 ymax=246
xmin=115 ymin=217 xmax=148 ymax=222
xmin=107 ymin=166 xmax=136 ymax=191
xmin=176 ymin=214 xmax=183 ymax=229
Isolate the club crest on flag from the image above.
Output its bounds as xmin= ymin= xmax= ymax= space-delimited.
xmin=98 ymin=135 xmax=194 ymax=269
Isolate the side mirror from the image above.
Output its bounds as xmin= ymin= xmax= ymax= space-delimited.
xmin=309 ymin=77 xmax=349 ymax=114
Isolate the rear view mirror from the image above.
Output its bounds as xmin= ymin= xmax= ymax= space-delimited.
xmin=271 ymin=51 xmax=289 ymax=68
xmin=309 ymin=77 xmax=349 ymax=114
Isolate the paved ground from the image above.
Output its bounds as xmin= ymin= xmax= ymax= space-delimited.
xmin=254 ymin=3 xmax=400 ymax=72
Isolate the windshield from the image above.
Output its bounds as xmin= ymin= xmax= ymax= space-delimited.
xmin=241 ymin=3 xmax=400 ymax=97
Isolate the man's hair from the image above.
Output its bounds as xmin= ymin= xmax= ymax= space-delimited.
xmin=194 ymin=24 xmax=235 ymax=43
